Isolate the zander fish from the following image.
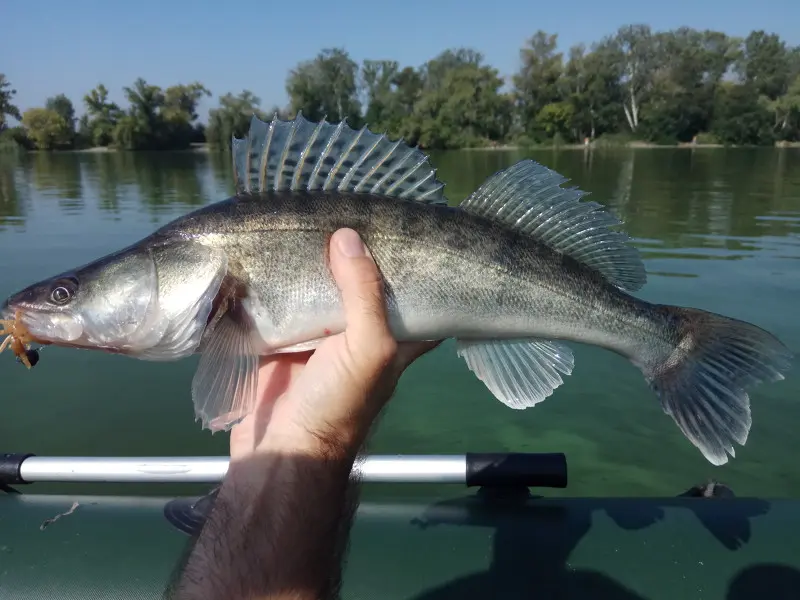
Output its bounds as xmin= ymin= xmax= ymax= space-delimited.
xmin=1 ymin=114 xmax=793 ymax=465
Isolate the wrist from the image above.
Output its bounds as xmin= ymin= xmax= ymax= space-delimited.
xmin=261 ymin=420 xmax=366 ymax=462
xmin=263 ymin=398 xmax=378 ymax=457
xmin=225 ymin=423 xmax=364 ymax=490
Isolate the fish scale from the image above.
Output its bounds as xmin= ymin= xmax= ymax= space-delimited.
xmin=1 ymin=112 xmax=793 ymax=466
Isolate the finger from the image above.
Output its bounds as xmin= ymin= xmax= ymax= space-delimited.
xmin=329 ymin=228 xmax=394 ymax=349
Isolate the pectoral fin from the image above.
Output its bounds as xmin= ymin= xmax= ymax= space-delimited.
xmin=191 ymin=313 xmax=259 ymax=432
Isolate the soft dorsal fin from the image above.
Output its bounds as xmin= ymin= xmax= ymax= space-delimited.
xmin=231 ymin=112 xmax=448 ymax=205
xmin=460 ymin=160 xmax=646 ymax=292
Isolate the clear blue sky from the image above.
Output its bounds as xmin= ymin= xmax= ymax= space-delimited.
xmin=4 ymin=0 xmax=798 ymax=123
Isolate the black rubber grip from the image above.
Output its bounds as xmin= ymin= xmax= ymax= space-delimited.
xmin=0 ymin=453 xmax=35 ymax=485
xmin=465 ymin=452 xmax=567 ymax=488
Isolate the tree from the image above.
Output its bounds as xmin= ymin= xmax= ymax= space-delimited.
xmin=103 ymin=78 xmax=212 ymax=150
xmin=44 ymin=94 xmax=76 ymax=146
xmin=711 ymin=82 xmax=774 ymax=145
xmin=114 ymin=78 xmax=164 ymax=149
xmin=360 ymin=62 xmax=423 ymax=141
xmin=637 ymin=28 xmax=737 ymax=142
xmin=286 ymin=48 xmax=361 ymax=124
xmin=361 ymin=59 xmax=400 ymax=131
xmin=403 ymin=54 xmax=513 ymax=148
xmin=84 ymin=84 xmax=122 ymax=146
xmin=0 ymin=75 xmax=22 ymax=130
xmin=206 ymin=90 xmax=275 ymax=149
xmin=558 ymin=43 xmax=623 ymax=140
xmin=10 ymin=23 xmax=800 ymax=152
xmin=512 ymin=31 xmax=564 ymax=140
xmin=765 ymin=74 xmax=800 ymax=140
xmin=737 ymin=31 xmax=791 ymax=101
xmin=606 ymin=24 xmax=657 ymax=133
xmin=21 ymin=108 xmax=71 ymax=149
xmin=161 ymin=82 xmax=212 ymax=148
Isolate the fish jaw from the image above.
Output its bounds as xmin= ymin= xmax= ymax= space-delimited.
xmin=1 ymin=248 xmax=171 ymax=354
xmin=2 ymin=236 xmax=230 ymax=363
xmin=2 ymin=279 xmax=89 ymax=349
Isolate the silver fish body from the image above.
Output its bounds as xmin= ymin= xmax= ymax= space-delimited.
xmin=2 ymin=113 xmax=793 ymax=466
xmin=157 ymin=193 xmax=626 ymax=342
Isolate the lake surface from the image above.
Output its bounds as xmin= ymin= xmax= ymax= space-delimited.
xmin=1 ymin=147 xmax=799 ymax=499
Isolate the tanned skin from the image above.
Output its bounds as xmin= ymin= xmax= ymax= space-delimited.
xmin=173 ymin=229 xmax=439 ymax=600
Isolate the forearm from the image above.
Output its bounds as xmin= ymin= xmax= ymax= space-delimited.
xmin=174 ymin=437 xmax=362 ymax=600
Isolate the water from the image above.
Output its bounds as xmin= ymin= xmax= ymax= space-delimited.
xmin=1 ymin=148 xmax=799 ymax=499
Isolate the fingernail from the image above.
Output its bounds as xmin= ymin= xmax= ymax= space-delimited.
xmin=336 ymin=229 xmax=367 ymax=258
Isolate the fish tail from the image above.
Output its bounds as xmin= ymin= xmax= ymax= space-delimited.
xmin=642 ymin=306 xmax=792 ymax=466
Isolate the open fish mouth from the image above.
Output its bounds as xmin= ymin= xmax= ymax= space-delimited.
xmin=0 ymin=309 xmax=47 ymax=369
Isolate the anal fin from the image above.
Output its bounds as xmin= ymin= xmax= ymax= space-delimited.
xmin=191 ymin=312 xmax=259 ymax=432
xmin=456 ymin=338 xmax=575 ymax=409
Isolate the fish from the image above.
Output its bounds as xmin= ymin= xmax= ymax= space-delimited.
xmin=1 ymin=113 xmax=793 ymax=466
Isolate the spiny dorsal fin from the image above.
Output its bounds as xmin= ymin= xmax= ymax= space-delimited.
xmin=460 ymin=160 xmax=646 ymax=292
xmin=231 ymin=112 xmax=448 ymax=205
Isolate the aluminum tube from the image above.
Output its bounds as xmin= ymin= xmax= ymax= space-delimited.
xmin=18 ymin=455 xmax=467 ymax=484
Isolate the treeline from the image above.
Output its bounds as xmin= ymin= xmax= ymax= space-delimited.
xmin=2 ymin=24 xmax=800 ymax=152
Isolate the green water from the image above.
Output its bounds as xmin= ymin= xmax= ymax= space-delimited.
xmin=1 ymin=148 xmax=799 ymax=499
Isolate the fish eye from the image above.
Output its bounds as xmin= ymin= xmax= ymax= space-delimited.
xmin=48 ymin=277 xmax=78 ymax=306
xmin=51 ymin=287 xmax=71 ymax=304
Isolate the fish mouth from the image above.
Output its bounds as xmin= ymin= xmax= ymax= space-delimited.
xmin=0 ymin=303 xmax=81 ymax=347
xmin=1 ymin=304 xmax=136 ymax=355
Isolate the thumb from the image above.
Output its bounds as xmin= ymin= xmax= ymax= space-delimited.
xmin=329 ymin=229 xmax=395 ymax=355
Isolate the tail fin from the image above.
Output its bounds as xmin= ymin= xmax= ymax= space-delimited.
xmin=644 ymin=307 xmax=793 ymax=466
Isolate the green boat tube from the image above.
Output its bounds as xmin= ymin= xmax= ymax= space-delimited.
xmin=1 ymin=452 xmax=799 ymax=599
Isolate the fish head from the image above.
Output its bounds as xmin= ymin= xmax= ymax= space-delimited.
xmin=2 ymin=246 xmax=167 ymax=354
xmin=3 ymin=239 xmax=230 ymax=360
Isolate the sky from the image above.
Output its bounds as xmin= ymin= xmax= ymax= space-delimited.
xmin=3 ymin=0 xmax=799 ymax=124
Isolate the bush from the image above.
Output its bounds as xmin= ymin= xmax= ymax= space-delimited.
xmin=694 ymin=132 xmax=720 ymax=145
xmin=592 ymin=132 xmax=636 ymax=148
xmin=0 ymin=127 xmax=32 ymax=152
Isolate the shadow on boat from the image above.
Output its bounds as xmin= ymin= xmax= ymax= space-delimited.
xmin=403 ymin=485 xmax=800 ymax=600
xmin=726 ymin=564 xmax=800 ymax=599
xmin=160 ymin=472 xmax=800 ymax=599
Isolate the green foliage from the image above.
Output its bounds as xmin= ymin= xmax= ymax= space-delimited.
xmin=711 ymin=83 xmax=775 ymax=146
xmin=21 ymin=108 xmax=72 ymax=149
xmin=400 ymin=51 xmax=513 ymax=149
xmin=19 ymin=78 xmax=210 ymax=152
xmin=513 ymin=31 xmax=565 ymax=141
xmin=0 ymin=126 xmax=30 ymax=152
xmin=694 ymin=132 xmax=721 ymax=145
xmin=205 ymin=91 xmax=281 ymax=149
xmin=83 ymin=84 xmax=122 ymax=146
xmin=537 ymin=102 xmax=575 ymax=139
xmin=108 ymin=78 xmax=211 ymax=150
xmin=9 ymin=24 xmax=800 ymax=152
xmin=0 ymin=74 xmax=22 ymax=131
xmin=287 ymin=48 xmax=362 ymax=125
xmin=592 ymin=132 xmax=637 ymax=148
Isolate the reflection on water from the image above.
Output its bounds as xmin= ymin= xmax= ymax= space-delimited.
xmin=0 ymin=147 xmax=799 ymax=498
xmin=3 ymin=148 xmax=799 ymax=247
xmin=1 ymin=151 xmax=235 ymax=225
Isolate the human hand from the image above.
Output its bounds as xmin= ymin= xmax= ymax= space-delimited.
xmin=179 ymin=230 xmax=437 ymax=600
xmin=230 ymin=228 xmax=440 ymax=462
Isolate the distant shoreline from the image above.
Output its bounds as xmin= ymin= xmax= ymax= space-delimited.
xmin=462 ymin=140 xmax=800 ymax=151
xmin=24 ymin=140 xmax=800 ymax=154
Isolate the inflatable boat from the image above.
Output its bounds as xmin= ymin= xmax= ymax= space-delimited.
xmin=1 ymin=452 xmax=799 ymax=599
